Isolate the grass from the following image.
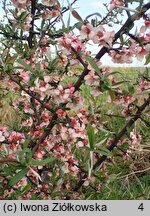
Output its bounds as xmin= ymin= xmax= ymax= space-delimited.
xmin=0 ymin=89 xmax=20 ymax=128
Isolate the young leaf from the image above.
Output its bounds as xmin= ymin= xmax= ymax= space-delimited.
xmin=67 ymin=0 xmax=83 ymax=22
xmin=73 ymin=22 xmax=83 ymax=30
xmin=85 ymin=56 xmax=101 ymax=76
xmin=111 ymin=81 xmax=129 ymax=88
xmin=87 ymin=124 xmax=95 ymax=150
xmin=9 ymin=167 xmax=28 ymax=187
xmin=95 ymin=147 xmax=112 ymax=157
xmin=17 ymin=59 xmax=35 ymax=73
xmin=30 ymin=157 xmax=55 ymax=166
xmin=95 ymin=137 xmax=108 ymax=146
xmin=18 ymin=148 xmax=32 ymax=164
xmin=106 ymin=71 xmax=123 ymax=77
xmin=108 ymin=90 xmax=116 ymax=101
xmin=145 ymin=53 xmax=150 ymax=65
xmin=36 ymin=63 xmax=41 ymax=73
xmin=6 ymin=55 xmax=18 ymax=65
xmin=67 ymin=13 xmax=71 ymax=29
xmin=71 ymin=10 xmax=83 ymax=22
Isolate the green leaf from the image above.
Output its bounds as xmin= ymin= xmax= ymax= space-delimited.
xmin=41 ymin=19 xmax=45 ymax=31
xmin=111 ymin=81 xmax=129 ymax=88
xmin=127 ymin=84 xmax=135 ymax=94
xmin=145 ymin=53 xmax=150 ymax=65
xmin=21 ymin=183 xmax=31 ymax=194
xmin=108 ymin=90 xmax=116 ymax=101
xmin=9 ymin=167 xmax=28 ymax=187
xmin=119 ymin=34 xmax=124 ymax=44
xmin=73 ymin=22 xmax=83 ymax=30
xmin=18 ymin=148 xmax=32 ymax=164
xmin=106 ymin=71 xmax=123 ymax=77
xmin=17 ymin=59 xmax=35 ymax=73
xmin=95 ymin=147 xmax=112 ymax=157
xmin=85 ymin=56 xmax=101 ymax=76
xmin=24 ymin=43 xmax=30 ymax=53
xmin=87 ymin=124 xmax=95 ymax=150
xmin=36 ymin=63 xmax=41 ymax=72
xmin=17 ymin=11 xmax=28 ymax=21
xmin=67 ymin=13 xmax=71 ymax=29
xmin=30 ymin=157 xmax=55 ymax=166
xmin=95 ymin=137 xmax=108 ymax=145
xmin=6 ymin=55 xmax=18 ymax=65
xmin=23 ymin=139 xmax=30 ymax=148
xmin=102 ymin=80 xmax=110 ymax=91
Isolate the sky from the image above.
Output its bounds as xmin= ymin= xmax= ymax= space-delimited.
xmin=0 ymin=0 xmax=149 ymax=67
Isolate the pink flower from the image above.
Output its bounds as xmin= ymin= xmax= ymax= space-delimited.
xmin=8 ymin=131 xmax=25 ymax=143
xmin=80 ymin=23 xmax=93 ymax=40
xmin=0 ymin=131 xmax=5 ymax=142
xmin=89 ymin=25 xmax=105 ymax=44
xmin=21 ymin=118 xmax=33 ymax=127
xmin=19 ymin=71 xmax=31 ymax=83
xmin=110 ymin=0 xmax=124 ymax=10
xmin=58 ymin=34 xmax=84 ymax=54
xmin=84 ymin=70 xmax=99 ymax=86
xmin=130 ymin=130 xmax=142 ymax=148
xmin=12 ymin=0 xmax=30 ymax=8
xmin=50 ymin=84 xmax=75 ymax=104
xmin=136 ymin=46 xmax=146 ymax=61
xmin=35 ymin=149 xmax=44 ymax=159
xmin=56 ymin=109 xmax=66 ymax=118
xmin=42 ymin=0 xmax=55 ymax=6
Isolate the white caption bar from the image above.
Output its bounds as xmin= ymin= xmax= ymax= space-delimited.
xmin=0 ymin=200 xmax=149 ymax=216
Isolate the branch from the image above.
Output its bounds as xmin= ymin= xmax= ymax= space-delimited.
xmin=30 ymin=97 xmax=42 ymax=125
xmin=0 ymin=32 xmax=27 ymax=41
xmin=32 ymin=112 xmax=57 ymax=154
xmin=124 ymin=0 xmax=131 ymax=18
xmin=8 ymin=74 xmax=54 ymax=113
xmin=28 ymin=0 xmax=36 ymax=48
xmin=128 ymin=33 xmax=143 ymax=46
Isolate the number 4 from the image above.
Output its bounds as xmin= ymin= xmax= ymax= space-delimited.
xmin=138 ymin=203 xmax=144 ymax=211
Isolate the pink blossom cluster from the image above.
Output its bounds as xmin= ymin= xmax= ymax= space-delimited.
xmin=58 ymin=33 xmax=85 ymax=54
xmin=110 ymin=41 xmax=150 ymax=64
xmin=42 ymin=0 xmax=57 ymax=6
xmin=0 ymin=127 xmax=25 ymax=156
xmin=80 ymin=23 xmax=115 ymax=47
xmin=129 ymin=130 xmax=142 ymax=150
xmin=138 ymin=78 xmax=150 ymax=92
xmin=110 ymin=0 xmax=124 ymax=10
xmin=50 ymin=84 xmax=75 ymax=104
xmin=140 ymin=16 xmax=150 ymax=33
xmin=0 ymin=127 xmax=9 ymax=142
xmin=42 ymin=8 xmax=60 ymax=19
xmin=12 ymin=0 xmax=30 ymax=8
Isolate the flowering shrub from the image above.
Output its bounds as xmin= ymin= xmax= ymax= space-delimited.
xmin=0 ymin=0 xmax=150 ymax=199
